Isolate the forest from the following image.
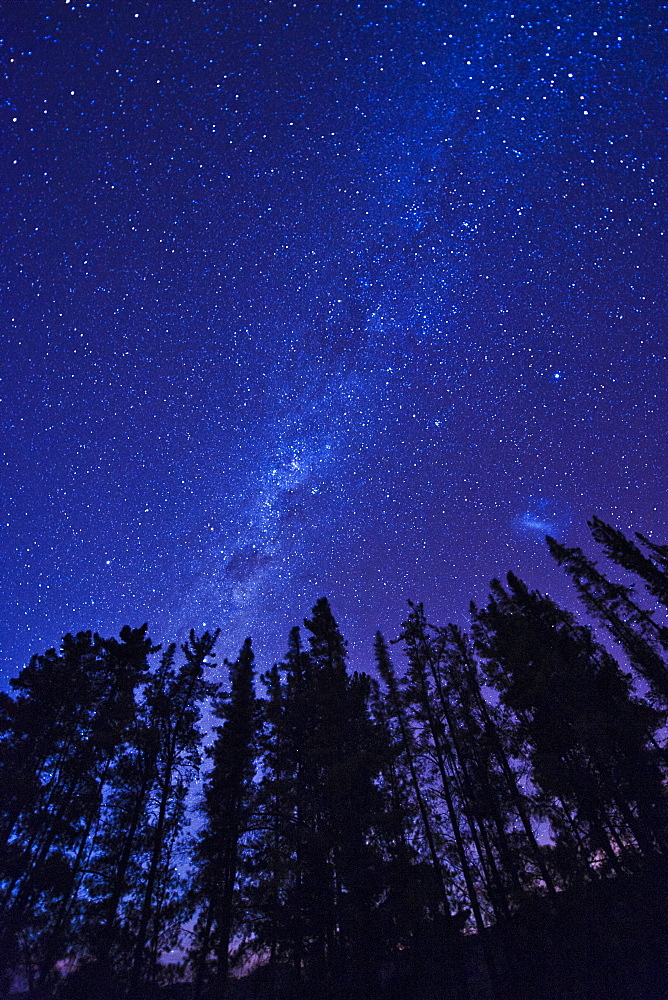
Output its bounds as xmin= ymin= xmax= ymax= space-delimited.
xmin=1 ymin=517 xmax=668 ymax=1000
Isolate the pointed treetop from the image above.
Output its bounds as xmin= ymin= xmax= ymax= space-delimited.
xmin=589 ymin=516 xmax=668 ymax=608
xmin=303 ymin=597 xmax=347 ymax=671
xmin=286 ymin=625 xmax=303 ymax=665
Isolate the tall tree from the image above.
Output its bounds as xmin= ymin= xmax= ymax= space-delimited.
xmin=398 ymin=604 xmax=488 ymax=935
xmin=547 ymin=533 xmax=668 ymax=706
xmin=300 ymin=599 xmax=392 ymax=984
xmin=374 ymin=631 xmax=481 ymax=1000
xmin=255 ymin=626 xmax=313 ymax=979
xmin=0 ymin=626 xmax=154 ymax=986
xmin=192 ymin=637 xmax=260 ymax=997
xmin=588 ymin=516 xmax=668 ymax=611
xmin=126 ymin=630 xmax=218 ymax=992
xmin=473 ymin=574 xmax=668 ymax=872
xmin=374 ymin=632 xmax=451 ymax=919
xmin=422 ymin=623 xmax=535 ymax=918
xmin=248 ymin=601 xmax=394 ymax=991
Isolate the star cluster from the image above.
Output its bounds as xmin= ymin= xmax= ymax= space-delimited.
xmin=1 ymin=0 xmax=666 ymax=675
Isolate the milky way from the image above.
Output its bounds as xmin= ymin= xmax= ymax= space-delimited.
xmin=1 ymin=0 xmax=666 ymax=676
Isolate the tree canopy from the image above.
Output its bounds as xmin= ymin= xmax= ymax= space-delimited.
xmin=1 ymin=521 xmax=668 ymax=1000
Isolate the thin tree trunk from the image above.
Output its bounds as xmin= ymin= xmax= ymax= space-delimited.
xmin=193 ymin=897 xmax=215 ymax=1000
xmin=411 ymin=654 xmax=487 ymax=937
xmin=376 ymin=642 xmax=451 ymax=913
xmin=130 ymin=742 xmax=175 ymax=990
xmin=97 ymin=765 xmax=153 ymax=964
xmin=39 ymin=759 xmax=112 ymax=979
xmin=468 ymin=668 xmax=558 ymax=900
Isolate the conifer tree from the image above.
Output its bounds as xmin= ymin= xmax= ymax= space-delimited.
xmin=398 ymin=604 xmax=488 ymax=934
xmin=247 ymin=647 xmax=302 ymax=981
xmin=84 ymin=690 xmax=164 ymax=975
xmin=588 ymin=517 xmax=668 ymax=610
xmin=424 ymin=623 xmax=531 ymax=918
xmin=126 ymin=630 xmax=218 ymax=991
xmin=374 ymin=632 xmax=451 ymax=919
xmin=547 ymin=535 xmax=668 ymax=706
xmin=192 ymin=637 xmax=260 ymax=996
xmin=0 ymin=626 xmax=154 ymax=985
xmin=473 ymin=574 xmax=668 ymax=872
xmin=300 ymin=599 xmax=385 ymax=981
xmin=248 ymin=602 xmax=393 ymax=990
xmin=374 ymin=630 xmax=479 ymax=989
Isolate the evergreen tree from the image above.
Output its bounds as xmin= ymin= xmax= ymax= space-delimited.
xmin=374 ymin=632 xmax=451 ymax=920
xmin=246 ymin=645 xmax=302 ymax=982
xmin=192 ymin=637 xmax=260 ymax=996
xmin=300 ymin=599 xmax=391 ymax=984
xmin=473 ymin=574 xmax=668 ymax=872
xmin=126 ymin=630 xmax=218 ymax=990
xmin=398 ymin=604 xmax=488 ymax=933
xmin=83 ymin=690 xmax=164 ymax=977
xmin=588 ymin=516 xmax=668 ymax=611
xmin=547 ymin=522 xmax=668 ymax=707
xmin=0 ymin=626 xmax=154 ymax=986
xmin=248 ymin=601 xmax=394 ymax=991
xmin=422 ymin=623 xmax=536 ymax=918
xmin=260 ymin=625 xmax=313 ymax=979
xmin=374 ymin=630 xmax=479 ymax=996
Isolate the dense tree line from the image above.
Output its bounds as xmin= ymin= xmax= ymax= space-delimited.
xmin=1 ymin=520 xmax=668 ymax=999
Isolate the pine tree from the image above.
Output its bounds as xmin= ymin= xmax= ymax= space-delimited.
xmin=473 ymin=574 xmax=668 ymax=873
xmin=192 ymin=637 xmax=260 ymax=997
xmin=125 ymin=630 xmax=218 ymax=991
xmin=246 ymin=645 xmax=303 ymax=983
xmin=374 ymin=632 xmax=451 ymax=920
xmin=398 ymin=604 xmax=488 ymax=934
xmin=83 ymin=694 xmax=163 ymax=975
xmin=547 ymin=534 xmax=668 ymax=705
xmin=0 ymin=626 xmax=154 ymax=986
xmin=588 ymin=516 xmax=668 ymax=611
xmin=423 ymin=623 xmax=532 ymax=919
xmin=261 ymin=625 xmax=314 ymax=979
xmin=374 ymin=630 xmax=484 ymax=997
xmin=247 ymin=602 xmax=393 ymax=990
xmin=310 ymin=600 xmax=409 ymax=985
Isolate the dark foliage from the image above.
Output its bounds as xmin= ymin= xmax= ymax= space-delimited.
xmin=2 ymin=524 xmax=668 ymax=999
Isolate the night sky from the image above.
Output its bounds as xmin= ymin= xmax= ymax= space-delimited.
xmin=2 ymin=0 xmax=667 ymax=680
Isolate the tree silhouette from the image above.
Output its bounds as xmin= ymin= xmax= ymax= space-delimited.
xmin=473 ymin=573 xmax=668 ymax=873
xmin=0 ymin=625 xmax=154 ymax=988
xmin=127 ymin=630 xmax=218 ymax=991
xmin=548 ymin=524 xmax=668 ymax=707
xmin=191 ymin=637 xmax=260 ymax=996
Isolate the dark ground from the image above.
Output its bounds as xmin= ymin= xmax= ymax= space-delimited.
xmin=10 ymin=865 xmax=668 ymax=1000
